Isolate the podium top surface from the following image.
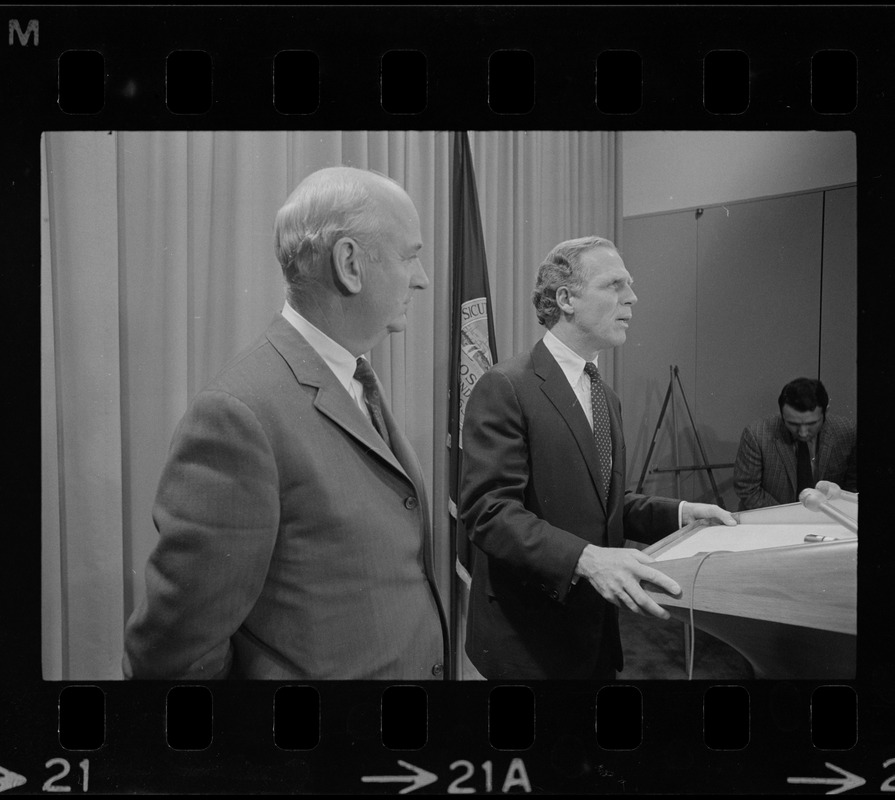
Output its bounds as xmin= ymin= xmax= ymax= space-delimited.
xmin=645 ymin=498 xmax=858 ymax=561
xmin=652 ymin=523 xmax=856 ymax=562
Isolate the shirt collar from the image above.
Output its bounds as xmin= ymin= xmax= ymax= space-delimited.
xmin=281 ymin=301 xmax=359 ymax=393
xmin=543 ymin=329 xmax=598 ymax=388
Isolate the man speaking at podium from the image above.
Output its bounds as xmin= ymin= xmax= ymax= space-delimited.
xmin=459 ymin=236 xmax=736 ymax=680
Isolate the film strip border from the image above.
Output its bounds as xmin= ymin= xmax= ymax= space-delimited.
xmin=10 ymin=681 xmax=879 ymax=794
xmin=56 ymin=682 xmax=857 ymax=751
xmin=2 ymin=5 xmax=885 ymax=128
xmin=38 ymin=46 xmax=859 ymax=118
xmin=3 ymin=3 xmax=894 ymax=796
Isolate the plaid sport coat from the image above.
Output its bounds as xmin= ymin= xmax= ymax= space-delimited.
xmin=733 ymin=412 xmax=857 ymax=511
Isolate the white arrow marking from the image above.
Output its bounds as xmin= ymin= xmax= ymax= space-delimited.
xmin=362 ymin=760 xmax=438 ymax=794
xmin=0 ymin=765 xmax=26 ymax=794
xmin=787 ymin=762 xmax=866 ymax=795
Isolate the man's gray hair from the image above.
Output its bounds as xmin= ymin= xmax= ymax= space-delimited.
xmin=531 ymin=236 xmax=618 ymax=328
xmin=274 ymin=167 xmax=397 ymax=305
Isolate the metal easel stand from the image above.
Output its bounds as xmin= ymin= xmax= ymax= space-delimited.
xmin=634 ymin=365 xmax=735 ymax=676
xmin=635 ymin=365 xmax=733 ymax=507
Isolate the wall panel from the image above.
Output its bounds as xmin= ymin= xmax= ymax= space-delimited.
xmin=819 ymin=186 xmax=858 ymax=422
xmin=620 ymin=211 xmax=699 ymax=502
xmin=695 ymin=193 xmax=824 ymax=509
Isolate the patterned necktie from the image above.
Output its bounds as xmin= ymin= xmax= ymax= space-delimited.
xmin=796 ymin=440 xmax=813 ymax=494
xmin=354 ymin=357 xmax=392 ymax=449
xmin=583 ymin=362 xmax=612 ymax=498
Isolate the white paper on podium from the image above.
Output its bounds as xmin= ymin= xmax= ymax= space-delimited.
xmin=653 ymin=523 xmax=857 ymax=562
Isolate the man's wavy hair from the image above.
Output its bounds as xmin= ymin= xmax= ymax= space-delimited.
xmin=778 ymin=378 xmax=830 ymax=416
xmin=531 ymin=236 xmax=618 ymax=328
xmin=274 ymin=167 xmax=397 ymax=306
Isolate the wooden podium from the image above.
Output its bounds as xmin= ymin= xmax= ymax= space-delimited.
xmin=642 ymin=495 xmax=857 ymax=679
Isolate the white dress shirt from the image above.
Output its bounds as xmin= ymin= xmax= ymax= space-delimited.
xmin=281 ymin=301 xmax=373 ymax=422
xmin=541 ymin=329 xmax=684 ymax=528
xmin=543 ymin=328 xmax=603 ymax=435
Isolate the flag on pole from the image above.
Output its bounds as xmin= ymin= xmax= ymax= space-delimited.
xmin=448 ymin=131 xmax=498 ymax=672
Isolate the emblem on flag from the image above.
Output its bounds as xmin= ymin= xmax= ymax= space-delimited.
xmin=457 ymin=296 xmax=494 ymax=444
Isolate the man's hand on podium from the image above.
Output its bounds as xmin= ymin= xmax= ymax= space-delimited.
xmin=680 ymin=502 xmax=737 ymax=527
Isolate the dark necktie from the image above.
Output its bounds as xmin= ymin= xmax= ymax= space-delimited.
xmin=583 ymin=362 xmax=612 ymax=498
xmin=796 ymin=440 xmax=813 ymax=494
xmin=354 ymin=357 xmax=392 ymax=449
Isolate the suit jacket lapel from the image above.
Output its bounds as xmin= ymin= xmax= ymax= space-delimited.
xmin=380 ymin=397 xmax=426 ymax=490
xmin=774 ymin=420 xmax=798 ymax=494
xmin=382 ymin=403 xmax=439 ymax=574
xmin=265 ymin=316 xmax=410 ymax=480
xmin=814 ymin=423 xmax=831 ymax=479
xmin=604 ymin=382 xmax=625 ymax=505
xmin=532 ymin=339 xmax=610 ymax=514
xmin=380 ymin=395 xmax=451 ymax=670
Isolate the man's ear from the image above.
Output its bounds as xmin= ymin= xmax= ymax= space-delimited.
xmin=555 ymin=285 xmax=574 ymax=315
xmin=332 ymin=236 xmax=363 ymax=295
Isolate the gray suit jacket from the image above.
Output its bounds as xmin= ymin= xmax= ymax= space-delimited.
xmin=733 ymin=413 xmax=857 ymax=511
xmin=460 ymin=339 xmax=680 ymax=679
xmin=123 ymin=316 xmax=448 ymax=680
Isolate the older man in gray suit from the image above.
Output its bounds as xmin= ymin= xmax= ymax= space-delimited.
xmin=734 ymin=377 xmax=857 ymax=511
xmin=123 ymin=167 xmax=449 ymax=680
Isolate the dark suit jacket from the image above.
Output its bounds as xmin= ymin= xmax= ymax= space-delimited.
xmin=123 ymin=316 xmax=449 ymax=680
xmin=459 ymin=338 xmax=680 ymax=679
xmin=733 ymin=413 xmax=857 ymax=511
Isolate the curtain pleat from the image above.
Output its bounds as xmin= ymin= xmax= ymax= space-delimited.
xmin=40 ymin=136 xmax=64 ymax=678
xmin=41 ymin=132 xmax=126 ymax=679
xmin=118 ymin=131 xmax=191 ymax=623
xmin=41 ymin=129 xmax=617 ymax=679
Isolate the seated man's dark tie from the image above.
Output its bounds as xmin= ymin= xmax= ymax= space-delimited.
xmin=583 ymin=362 xmax=612 ymax=498
xmin=354 ymin=357 xmax=392 ymax=449
xmin=796 ymin=440 xmax=813 ymax=494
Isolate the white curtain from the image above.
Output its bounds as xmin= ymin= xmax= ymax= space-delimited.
xmin=41 ymin=130 xmax=620 ymax=679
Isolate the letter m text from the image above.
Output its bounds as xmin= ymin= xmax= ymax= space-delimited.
xmin=9 ymin=19 xmax=38 ymax=46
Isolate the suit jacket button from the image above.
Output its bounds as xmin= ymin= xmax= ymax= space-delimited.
xmin=431 ymin=663 xmax=444 ymax=676
xmin=404 ymin=496 xmax=419 ymax=510
xmin=550 ymin=590 xmax=559 ymax=600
